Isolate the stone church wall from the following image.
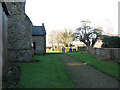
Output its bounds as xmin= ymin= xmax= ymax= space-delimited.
xmin=33 ymin=36 xmax=46 ymax=55
xmin=6 ymin=2 xmax=33 ymax=61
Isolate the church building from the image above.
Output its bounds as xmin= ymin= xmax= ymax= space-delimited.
xmin=32 ymin=23 xmax=46 ymax=55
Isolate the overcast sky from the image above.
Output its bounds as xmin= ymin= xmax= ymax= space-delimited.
xmin=25 ymin=0 xmax=119 ymax=46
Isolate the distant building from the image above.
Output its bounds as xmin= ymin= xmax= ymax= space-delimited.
xmin=72 ymin=40 xmax=86 ymax=47
xmin=32 ymin=23 xmax=46 ymax=55
xmin=94 ymin=39 xmax=103 ymax=48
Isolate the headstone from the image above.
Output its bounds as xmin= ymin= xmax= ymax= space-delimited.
xmin=77 ymin=46 xmax=80 ymax=51
xmin=69 ymin=48 xmax=72 ymax=52
xmin=78 ymin=46 xmax=85 ymax=52
xmin=62 ymin=47 xmax=65 ymax=53
xmin=73 ymin=49 xmax=76 ymax=52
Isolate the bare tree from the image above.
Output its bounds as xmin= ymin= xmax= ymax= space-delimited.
xmin=49 ymin=29 xmax=75 ymax=47
xmin=55 ymin=30 xmax=63 ymax=46
xmin=61 ymin=28 xmax=75 ymax=47
xmin=48 ymin=30 xmax=56 ymax=46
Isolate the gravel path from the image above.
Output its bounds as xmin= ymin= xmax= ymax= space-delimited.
xmin=57 ymin=54 xmax=119 ymax=88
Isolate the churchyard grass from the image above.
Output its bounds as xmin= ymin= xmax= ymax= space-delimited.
xmin=16 ymin=55 xmax=75 ymax=88
xmin=66 ymin=52 xmax=120 ymax=80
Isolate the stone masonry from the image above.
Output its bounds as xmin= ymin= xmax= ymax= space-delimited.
xmin=32 ymin=24 xmax=46 ymax=55
xmin=87 ymin=47 xmax=120 ymax=63
xmin=6 ymin=2 xmax=33 ymax=61
xmin=32 ymin=36 xmax=46 ymax=55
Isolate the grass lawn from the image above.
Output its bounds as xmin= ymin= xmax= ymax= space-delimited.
xmin=16 ymin=55 xmax=75 ymax=88
xmin=66 ymin=52 xmax=120 ymax=80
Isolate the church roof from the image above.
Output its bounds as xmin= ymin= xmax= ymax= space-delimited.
xmin=32 ymin=24 xmax=46 ymax=36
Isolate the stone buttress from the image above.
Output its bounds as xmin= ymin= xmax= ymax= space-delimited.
xmin=6 ymin=2 xmax=33 ymax=61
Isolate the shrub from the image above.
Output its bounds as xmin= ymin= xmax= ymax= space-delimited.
xmin=101 ymin=35 xmax=120 ymax=48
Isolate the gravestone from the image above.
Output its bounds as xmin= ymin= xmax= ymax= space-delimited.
xmin=62 ymin=47 xmax=65 ymax=53
xmin=78 ymin=46 xmax=85 ymax=52
xmin=69 ymin=48 xmax=72 ymax=52
xmin=73 ymin=49 xmax=76 ymax=52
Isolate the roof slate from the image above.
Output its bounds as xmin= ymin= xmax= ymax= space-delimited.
xmin=32 ymin=26 xmax=46 ymax=36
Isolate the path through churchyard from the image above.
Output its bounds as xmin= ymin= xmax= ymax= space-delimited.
xmin=57 ymin=54 xmax=119 ymax=88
